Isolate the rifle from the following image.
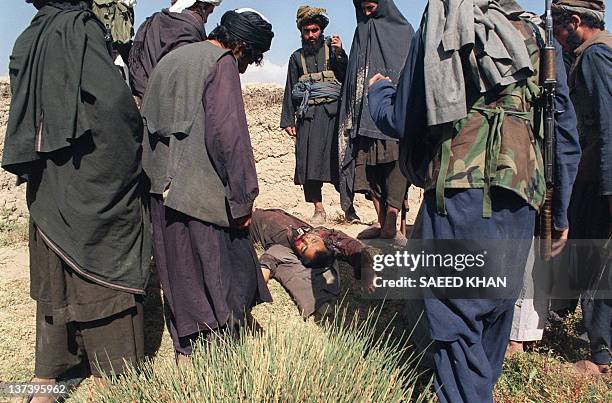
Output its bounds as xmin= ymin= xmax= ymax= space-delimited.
xmin=539 ymin=0 xmax=557 ymax=260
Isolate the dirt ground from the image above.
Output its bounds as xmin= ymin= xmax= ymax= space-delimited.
xmin=0 ymin=81 xmax=424 ymax=400
xmin=0 ymin=78 xmax=610 ymax=403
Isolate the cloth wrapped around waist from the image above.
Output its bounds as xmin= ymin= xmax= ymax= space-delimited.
xmin=292 ymin=71 xmax=341 ymax=119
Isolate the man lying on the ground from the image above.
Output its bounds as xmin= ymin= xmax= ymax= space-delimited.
xmin=249 ymin=209 xmax=374 ymax=318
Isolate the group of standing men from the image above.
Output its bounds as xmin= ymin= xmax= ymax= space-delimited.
xmin=1 ymin=1 xmax=610 ymax=403
xmin=281 ymin=2 xmax=413 ymax=240
xmin=4 ymin=0 xmax=277 ymax=401
xmin=367 ymin=0 xmax=610 ymax=401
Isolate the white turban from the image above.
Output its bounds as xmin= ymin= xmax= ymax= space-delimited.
xmin=169 ymin=0 xmax=222 ymax=13
xmin=119 ymin=0 xmax=137 ymax=7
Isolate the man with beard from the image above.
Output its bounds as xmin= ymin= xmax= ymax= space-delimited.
xmin=368 ymin=0 xmax=581 ymax=400
xmin=281 ymin=6 xmax=353 ymax=225
xmin=140 ymin=8 xmax=274 ymax=363
xmin=3 ymin=0 xmax=151 ymax=400
xmin=248 ymin=209 xmax=371 ymax=318
xmin=338 ymin=0 xmax=413 ymax=240
xmin=129 ymin=0 xmax=222 ymax=102
xmin=552 ymin=0 xmax=611 ymax=375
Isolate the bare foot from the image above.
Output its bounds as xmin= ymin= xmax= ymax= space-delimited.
xmin=261 ymin=267 xmax=271 ymax=283
xmin=357 ymin=224 xmax=381 ymax=239
xmin=573 ymin=360 xmax=610 ymax=376
xmin=380 ymin=208 xmax=399 ymax=238
xmin=505 ymin=340 xmax=524 ymax=357
xmin=176 ymin=352 xmax=191 ymax=367
xmin=311 ymin=210 xmax=327 ymax=225
xmin=29 ymin=378 xmax=56 ymax=403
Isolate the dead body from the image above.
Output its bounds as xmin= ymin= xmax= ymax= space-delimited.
xmin=249 ymin=209 xmax=370 ymax=317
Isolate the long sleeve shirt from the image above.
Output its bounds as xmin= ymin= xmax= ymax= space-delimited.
xmin=368 ymin=32 xmax=581 ymax=230
xmin=574 ymin=44 xmax=612 ymax=196
xmin=204 ymin=54 xmax=259 ymax=220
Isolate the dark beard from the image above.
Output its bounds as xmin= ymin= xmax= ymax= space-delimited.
xmin=302 ymin=36 xmax=325 ymax=57
xmin=566 ymin=26 xmax=583 ymax=51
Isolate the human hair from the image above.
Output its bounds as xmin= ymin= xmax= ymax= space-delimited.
xmin=208 ymin=25 xmax=264 ymax=66
xmin=554 ymin=10 xmax=605 ymax=30
xmin=300 ymin=246 xmax=336 ymax=269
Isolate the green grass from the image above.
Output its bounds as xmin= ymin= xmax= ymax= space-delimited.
xmin=495 ymin=310 xmax=611 ymax=402
xmin=0 ymin=208 xmax=28 ymax=247
xmin=496 ymin=351 xmax=611 ymax=402
xmin=69 ymin=310 xmax=433 ymax=403
xmin=1 ymin=258 xmax=609 ymax=402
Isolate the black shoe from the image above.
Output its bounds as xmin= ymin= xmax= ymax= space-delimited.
xmin=344 ymin=207 xmax=361 ymax=224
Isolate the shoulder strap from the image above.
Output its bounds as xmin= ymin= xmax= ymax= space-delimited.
xmin=300 ymin=43 xmax=332 ymax=75
xmin=300 ymin=51 xmax=308 ymax=75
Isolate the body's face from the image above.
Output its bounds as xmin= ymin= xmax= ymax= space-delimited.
xmin=360 ymin=1 xmax=379 ymax=17
xmin=301 ymin=23 xmax=323 ymax=45
xmin=292 ymin=231 xmax=327 ymax=263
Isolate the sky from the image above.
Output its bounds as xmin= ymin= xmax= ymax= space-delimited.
xmin=1 ymin=0 xmax=610 ymax=83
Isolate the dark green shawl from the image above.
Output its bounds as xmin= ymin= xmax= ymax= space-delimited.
xmin=3 ymin=5 xmax=151 ymax=294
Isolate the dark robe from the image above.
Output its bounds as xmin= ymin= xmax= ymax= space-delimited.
xmin=367 ymin=22 xmax=582 ymax=403
xmin=149 ymin=54 xmax=271 ymax=352
xmin=280 ymin=43 xmax=348 ymax=185
xmin=3 ymin=4 xmax=150 ymax=294
xmin=567 ymin=41 xmax=612 ymax=366
xmin=338 ymin=0 xmax=414 ymax=210
xmin=129 ymin=9 xmax=206 ymax=98
xmin=249 ymin=208 xmax=364 ymax=276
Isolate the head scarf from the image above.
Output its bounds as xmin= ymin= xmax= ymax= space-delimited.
xmin=296 ymin=6 xmax=329 ymax=31
xmin=169 ymin=0 xmax=222 ymax=13
xmin=552 ymin=0 xmax=605 ymax=22
xmin=218 ymin=8 xmax=274 ymax=52
xmin=339 ymin=0 xmax=413 ymax=141
xmin=337 ymin=0 xmax=414 ymax=211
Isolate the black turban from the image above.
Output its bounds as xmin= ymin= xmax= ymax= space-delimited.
xmin=220 ymin=9 xmax=274 ymax=53
xmin=29 ymin=0 xmax=91 ymax=10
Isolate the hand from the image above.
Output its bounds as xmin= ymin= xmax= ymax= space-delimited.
xmin=330 ymin=35 xmax=342 ymax=53
xmin=234 ymin=213 xmax=252 ymax=229
xmin=360 ymin=248 xmax=378 ymax=294
xmin=369 ymin=73 xmax=391 ymax=88
xmin=284 ymin=126 xmax=297 ymax=137
xmin=551 ymin=227 xmax=569 ymax=257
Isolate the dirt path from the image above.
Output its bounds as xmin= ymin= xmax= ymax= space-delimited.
xmin=0 ymin=245 xmax=28 ymax=282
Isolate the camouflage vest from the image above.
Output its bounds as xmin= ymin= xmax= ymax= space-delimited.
xmin=92 ymin=0 xmax=135 ymax=45
xmin=424 ymin=19 xmax=545 ymax=217
xmin=569 ymin=31 xmax=612 ymax=183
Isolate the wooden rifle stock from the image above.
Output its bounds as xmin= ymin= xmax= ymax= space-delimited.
xmin=539 ymin=2 xmax=557 ymax=260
